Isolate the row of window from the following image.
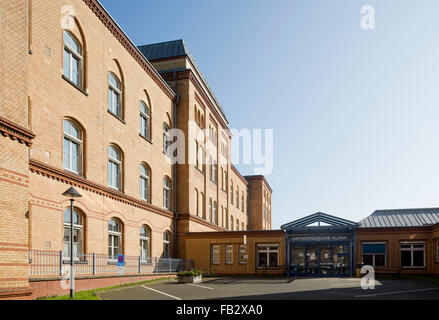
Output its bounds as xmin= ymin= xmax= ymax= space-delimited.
xmin=193 ymin=189 xmax=246 ymax=230
xmin=361 ymin=241 xmax=439 ymax=268
xmin=63 ymin=208 xmax=172 ymax=261
xmin=211 ymin=244 xmax=279 ymax=268
xmin=63 ymin=119 xmax=172 ymax=210
xmin=64 ymin=31 xmax=174 ymax=155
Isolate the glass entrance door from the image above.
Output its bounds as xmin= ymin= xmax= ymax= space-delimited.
xmin=289 ymin=243 xmax=351 ymax=276
xmin=306 ymin=245 xmax=319 ymax=275
xmin=290 ymin=246 xmax=305 ymax=276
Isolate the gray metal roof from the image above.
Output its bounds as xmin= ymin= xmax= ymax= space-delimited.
xmin=137 ymin=40 xmax=227 ymax=119
xmin=281 ymin=212 xmax=358 ymax=230
xmin=359 ymin=208 xmax=439 ymax=228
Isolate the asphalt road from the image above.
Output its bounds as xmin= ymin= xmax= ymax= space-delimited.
xmin=97 ymin=277 xmax=439 ymax=300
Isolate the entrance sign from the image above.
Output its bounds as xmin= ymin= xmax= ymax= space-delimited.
xmin=289 ymin=235 xmax=349 ymax=242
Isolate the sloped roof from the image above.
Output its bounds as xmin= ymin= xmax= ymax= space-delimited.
xmin=281 ymin=212 xmax=358 ymax=230
xmin=137 ymin=40 xmax=226 ymax=118
xmin=359 ymin=208 xmax=439 ymax=228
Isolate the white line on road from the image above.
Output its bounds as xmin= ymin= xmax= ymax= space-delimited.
xmin=141 ymin=285 xmax=182 ymax=300
xmin=187 ymin=283 xmax=214 ymax=290
xmin=355 ymin=287 xmax=439 ymax=298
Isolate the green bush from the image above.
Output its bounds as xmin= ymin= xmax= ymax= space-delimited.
xmin=177 ymin=270 xmax=203 ymax=279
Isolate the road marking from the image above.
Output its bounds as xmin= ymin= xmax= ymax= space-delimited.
xmin=141 ymin=285 xmax=182 ymax=300
xmin=187 ymin=283 xmax=214 ymax=290
xmin=355 ymin=287 xmax=439 ymax=298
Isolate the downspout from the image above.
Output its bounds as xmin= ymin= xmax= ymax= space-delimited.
xmin=172 ymin=69 xmax=180 ymax=258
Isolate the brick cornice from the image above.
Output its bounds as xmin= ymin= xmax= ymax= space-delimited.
xmin=29 ymin=159 xmax=174 ymax=219
xmin=178 ymin=213 xmax=225 ymax=232
xmin=231 ymin=165 xmax=249 ymax=187
xmin=161 ymin=69 xmax=230 ymax=131
xmin=244 ymin=175 xmax=273 ymax=193
xmin=0 ymin=116 xmax=35 ymax=146
xmin=82 ymin=0 xmax=176 ymax=101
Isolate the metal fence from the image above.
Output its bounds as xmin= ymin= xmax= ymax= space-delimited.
xmin=28 ymin=250 xmax=193 ymax=278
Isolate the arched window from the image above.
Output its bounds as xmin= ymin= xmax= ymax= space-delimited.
xmin=108 ymin=219 xmax=122 ymax=261
xmin=201 ymin=192 xmax=206 ymax=219
xmin=209 ymin=198 xmax=213 ymax=222
xmin=63 ymin=31 xmax=82 ymax=87
xmin=163 ymin=232 xmax=171 ymax=258
xmin=140 ymin=164 xmax=151 ymax=202
xmin=221 ymin=168 xmax=224 ymax=189
xmin=108 ymin=72 xmax=122 ymax=118
xmin=213 ymin=160 xmax=217 ymax=184
xmin=231 ymin=216 xmax=234 ymax=231
xmin=140 ymin=225 xmax=151 ymax=261
xmin=140 ymin=101 xmax=151 ymax=140
xmin=236 ymin=187 xmax=240 ymax=209
xmin=63 ymin=119 xmax=82 ymax=174
xmin=225 ymin=208 xmax=228 ymax=229
xmin=163 ymin=177 xmax=171 ymax=210
xmin=108 ymin=145 xmax=122 ymax=190
xmin=195 ymin=141 xmax=199 ymax=169
xmin=209 ymin=156 xmax=213 ymax=181
xmin=236 ymin=219 xmax=240 ymax=231
xmin=242 ymin=222 xmax=245 ymax=231
xmin=163 ymin=122 xmax=171 ymax=156
xmin=241 ymin=192 xmax=245 ymax=213
xmin=230 ymin=181 xmax=234 ymax=204
xmin=194 ymin=188 xmax=199 ymax=216
xmin=63 ymin=208 xmax=83 ymax=261
xmin=213 ymin=201 xmax=218 ymax=225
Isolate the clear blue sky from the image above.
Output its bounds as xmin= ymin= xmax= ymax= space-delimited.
xmin=100 ymin=0 xmax=439 ymax=228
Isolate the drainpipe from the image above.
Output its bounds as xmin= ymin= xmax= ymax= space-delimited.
xmin=172 ymin=69 xmax=180 ymax=258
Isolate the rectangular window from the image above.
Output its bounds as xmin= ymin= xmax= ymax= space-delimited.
xmin=400 ymin=242 xmax=425 ymax=268
xmin=257 ymin=245 xmax=279 ymax=268
xmin=362 ymin=243 xmax=386 ymax=267
xmin=212 ymin=245 xmax=220 ymax=265
xmin=239 ymin=245 xmax=247 ymax=264
xmin=225 ymin=245 xmax=233 ymax=265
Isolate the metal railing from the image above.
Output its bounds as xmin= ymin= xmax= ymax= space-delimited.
xmin=28 ymin=250 xmax=193 ymax=278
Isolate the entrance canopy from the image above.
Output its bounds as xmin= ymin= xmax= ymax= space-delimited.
xmin=281 ymin=212 xmax=358 ymax=234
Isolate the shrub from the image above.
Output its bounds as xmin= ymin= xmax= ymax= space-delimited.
xmin=177 ymin=270 xmax=203 ymax=279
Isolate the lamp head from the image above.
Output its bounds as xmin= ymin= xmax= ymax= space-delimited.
xmin=62 ymin=187 xmax=82 ymax=199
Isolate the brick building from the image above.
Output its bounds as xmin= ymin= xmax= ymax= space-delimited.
xmin=0 ymin=0 xmax=272 ymax=299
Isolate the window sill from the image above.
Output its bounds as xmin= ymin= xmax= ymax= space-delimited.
xmin=63 ymin=168 xmax=85 ymax=180
xmin=139 ymin=133 xmax=153 ymax=145
xmin=62 ymin=75 xmax=88 ymax=96
xmin=107 ymin=110 xmax=126 ymax=124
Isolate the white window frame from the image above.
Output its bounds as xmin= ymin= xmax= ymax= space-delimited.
xmin=163 ymin=232 xmax=171 ymax=258
xmin=225 ymin=245 xmax=233 ymax=265
xmin=400 ymin=241 xmax=426 ymax=269
xmin=63 ymin=121 xmax=82 ymax=174
xmin=63 ymin=31 xmax=82 ymax=87
xmin=140 ymin=164 xmax=150 ymax=202
xmin=257 ymin=244 xmax=279 ymax=269
xmin=163 ymin=123 xmax=171 ymax=157
xmin=163 ymin=177 xmax=171 ymax=210
xmin=140 ymin=101 xmax=151 ymax=140
xmin=108 ymin=220 xmax=122 ymax=262
xmin=108 ymin=73 xmax=122 ymax=118
xmin=361 ymin=242 xmax=387 ymax=267
xmin=108 ymin=146 xmax=121 ymax=190
xmin=63 ymin=209 xmax=83 ymax=262
xmin=140 ymin=226 xmax=150 ymax=262
xmin=212 ymin=245 xmax=220 ymax=265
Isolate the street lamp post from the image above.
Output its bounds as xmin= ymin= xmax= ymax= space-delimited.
xmin=62 ymin=187 xmax=82 ymax=299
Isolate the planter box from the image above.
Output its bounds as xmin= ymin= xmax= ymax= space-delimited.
xmin=178 ymin=275 xmax=202 ymax=284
